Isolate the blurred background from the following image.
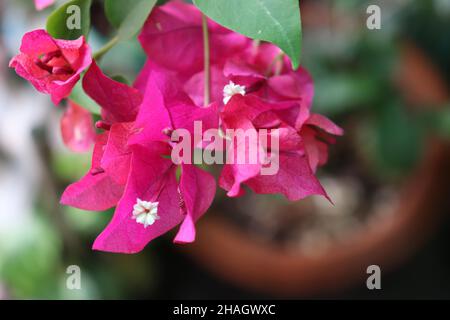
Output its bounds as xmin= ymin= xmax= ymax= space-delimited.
xmin=1 ymin=0 xmax=450 ymax=299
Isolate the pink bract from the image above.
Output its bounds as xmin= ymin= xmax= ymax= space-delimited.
xmin=60 ymin=62 xmax=142 ymax=211
xmin=95 ymin=66 xmax=217 ymax=252
xmin=139 ymin=0 xmax=249 ymax=77
xmin=34 ymin=0 xmax=54 ymax=11
xmin=62 ymin=60 xmax=217 ymax=252
xmin=219 ymin=94 xmax=338 ymax=201
xmin=60 ymin=100 xmax=96 ymax=153
xmin=58 ymin=0 xmax=344 ymax=253
xmin=9 ymin=29 xmax=92 ymax=105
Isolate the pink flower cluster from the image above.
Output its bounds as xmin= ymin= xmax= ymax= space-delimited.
xmin=10 ymin=1 xmax=343 ymax=253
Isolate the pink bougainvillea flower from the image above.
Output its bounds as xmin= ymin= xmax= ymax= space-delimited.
xmin=93 ymin=65 xmax=218 ymax=253
xmin=223 ymin=42 xmax=314 ymax=110
xmin=9 ymin=29 xmax=92 ymax=105
xmin=57 ymin=0 xmax=343 ymax=253
xmin=299 ymin=113 xmax=344 ymax=173
xmin=139 ymin=0 xmax=249 ymax=77
xmin=62 ymin=60 xmax=217 ymax=252
xmin=60 ymin=62 xmax=142 ymax=211
xmin=137 ymin=0 xmax=343 ymax=203
xmin=173 ymin=40 xmax=313 ymax=110
xmin=219 ymin=94 xmax=343 ymax=201
xmin=132 ymin=64 xmax=218 ymax=245
xmin=60 ymin=100 xmax=96 ymax=153
xmin=137 ymin=0 xmax=249 ymax=107
xmin=34 ymin=0 xmax=54 ymax=11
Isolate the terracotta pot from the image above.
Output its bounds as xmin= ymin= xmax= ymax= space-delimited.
xmin=183 ymin=45 xmax=450 ymax=297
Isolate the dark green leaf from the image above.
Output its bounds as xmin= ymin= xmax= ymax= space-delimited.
xmin=104 ymin=0 xmax=136 ymax=29
xmin=105 ymin=0 xmax=157 ymax=41
xmin=46 ymin=0 xmax=92 ymax=40
xmin=375 ymin=103 xmax=423 ymax=175
xmin=193 ymin=0 xmax=302 ymax=69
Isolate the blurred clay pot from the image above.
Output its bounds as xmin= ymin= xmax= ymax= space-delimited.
xmin=184 ymin=44 xmax=450 ymax=297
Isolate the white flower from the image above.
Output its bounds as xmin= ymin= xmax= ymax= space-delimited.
xmin=132 ymin=199 xmax=160 ymax=228
xmin=223 ymin=81 xmax=246 ymax=105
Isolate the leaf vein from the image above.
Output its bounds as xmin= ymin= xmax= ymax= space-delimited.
xmin=255 ymin=0 xmax=293 ymax=55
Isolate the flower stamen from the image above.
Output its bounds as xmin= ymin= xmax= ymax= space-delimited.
xmin=132 ymin=199 xmax=160 ymax=228
xmin=223 ymin=81 xmax=246 ymax=105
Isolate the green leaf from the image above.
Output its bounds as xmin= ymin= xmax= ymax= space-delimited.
xmin=46 ymin=0 xmax=92 ymax=40
xmin=193 ymin=0 xmax=302 ymax=69
xmin=104 ymin=0 xmax=136 ymax=29
xmin=375 ymin=103 xmax=423 ymax=175
xmin=69 ymin=78 xmax=101 ymax=115
xmin=105 ymin=0 xmax=157 ymax=41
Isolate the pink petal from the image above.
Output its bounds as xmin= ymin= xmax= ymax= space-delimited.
xmin=184 ymin=66 xmax=228 ymax=107
xmin=82 ymin=61 xmax=142 ymax=123
xmin=133 ymin=60 xmax=152 ymax=94
xmin=49 ymin=75 xmax=81 ymax=105
xmin=100 ymin=123 xmax=134 ymax=186
xmin=131 ymin=64 xmax=218 ymax=146
xmin=130 ymin=66 xmax=179 ymax=144
xmin=139 ymin=0 xmax=249 ymax=75
xmin=246 ymin=151 xmax=328 ymax=201
xmin=302 ymin=127 xmax=329 ymax=173
xmin=224 ymin=43 xmax=284 ymax=78
xmin=18 ymin=29 xmax=58 ymax=55
xmin=267 ymin=68 xmax=314 ymax=109
xmin=219 ymin=162 xmax=261 ymax=197
xmin=219 ymin=94 xmax=329 ymax=201
xmin=174 ymin=164 xmax=216 ymax=244
xmin=34 ymin=0 xmax=54 ymax=10
xmin=60 ymin=134 xmax=127 ymax=211
xmin=219 ymin=97 xmax=262 ymax=196
xmin=93 ymin=142 xmax=183 ymax=253
xmin=305 ymin=113 xmax=344 ymax=136
xmin=60 ymin=100 xmax=95 ymax=152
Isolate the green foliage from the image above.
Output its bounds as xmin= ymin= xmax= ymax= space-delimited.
xmin=104 ymin=0 xmax=135 ymax=29
xmin=374 ymin=103 xmax=423 ymax=175
xmin=0 ymin=216 xmax=61 ymax=299
xmin=105 ymin=0 xmax=157 ymax=41
xmin=46 ymin=0 xmax=92 ymax=40
xmin=314 ymin=74 xmax=380 ymax=116
xmin=52 ymin=151 xmax=91 ymax=182
xmin=193 ymin=0 xmax=302 ymax=69
xmin=419 ymin=107 xmax=450 ymax=138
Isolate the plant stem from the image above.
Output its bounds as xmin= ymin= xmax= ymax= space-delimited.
xmin=93 ymin=36 xmax=119 ymax=61
xmin=265 ymin=52 xmax=285 ymax=77
xmin=202 ymin=14 xmax=211 ymax=107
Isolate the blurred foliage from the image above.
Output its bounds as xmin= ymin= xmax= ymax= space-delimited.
xmin=374 ymin=102 xmax=424 ymax=176
xmin=0 ymin=214 xmax=61 ymax=298
xmin=306 ymin=0 xmax=450 ymax=179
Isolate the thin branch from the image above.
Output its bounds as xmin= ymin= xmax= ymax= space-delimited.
xmin=202 ymin=14 xmax=211 ymax=107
